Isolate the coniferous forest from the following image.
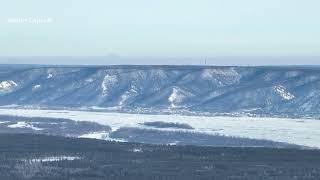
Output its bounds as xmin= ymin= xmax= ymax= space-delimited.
xmin=0 ymin=133 xmax=319 ymax=180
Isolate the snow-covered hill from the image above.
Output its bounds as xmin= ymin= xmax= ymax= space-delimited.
xmin=0 ymin=65 xmax=320 ymax=118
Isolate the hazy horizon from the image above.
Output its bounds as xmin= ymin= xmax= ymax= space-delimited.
xmin=0 ymin=55 xmax=319 ymax=66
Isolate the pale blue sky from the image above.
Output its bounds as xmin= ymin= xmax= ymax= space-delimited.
xmin=0 ymin=0 xmax=319 ymax=65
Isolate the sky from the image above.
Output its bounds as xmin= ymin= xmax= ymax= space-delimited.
xmin=0 ymin=0 xmax=319 ymax=65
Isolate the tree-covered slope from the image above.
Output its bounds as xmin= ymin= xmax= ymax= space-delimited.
xmin=0 ymin=133 xmax=320 ymax=180
xmin=1 ymin=65 xmax=320 ymax=117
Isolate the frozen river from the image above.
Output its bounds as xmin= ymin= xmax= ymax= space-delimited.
xmin=0 ymin=108 xmax=319 ymax=148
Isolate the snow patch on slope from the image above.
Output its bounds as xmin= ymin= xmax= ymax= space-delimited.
xmin=119 ymin=86 xmax=138 ymax=106
xmin=0 ymin=80 xmax=18 ymax=92
xmin=285 ymin=71 xmax=301 ymax=78
xmin=0 ymin=121 xmax=10 ymax=124
xmin=47 ymin=73 xmax=53 ymax=79
xmin=274 ymin=85 xmax=295 ymax=100
xmin=152 ymin=69 xmax=167 ymax=79
xmin=8 ymin=122 xmax=43 ymax=131
xmin=32 ymin=84 xmax=41 ymax=91
xmin=102 ymin=75 xmax=118 ymax=96
xmin=168 ymin=87 xmax=193 ymax=108
xmin=201 ymin=68 xmax=240 ymax=86
xmin=85 ymin=78 xmax=94 ymax=82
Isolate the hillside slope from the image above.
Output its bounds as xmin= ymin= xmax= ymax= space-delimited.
xmin=0 ymin=65 xmax=320 ymax=117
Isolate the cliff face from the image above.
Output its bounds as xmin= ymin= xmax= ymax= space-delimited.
xmin=0 ymin=65 xmax=320 ymax=117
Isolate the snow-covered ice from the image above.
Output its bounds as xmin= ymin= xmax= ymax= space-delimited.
xmin=0 ymin=109 xmax=319 ymax=148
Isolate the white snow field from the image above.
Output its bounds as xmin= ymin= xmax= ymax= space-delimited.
xmin=8 ymin=121 xmax=43 ymax=131
xmin=23 ymin=156 xmax=81 ymax=163
xmin=0 ymin=108 xmax=319 ymax=148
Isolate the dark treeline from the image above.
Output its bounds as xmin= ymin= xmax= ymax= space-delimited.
xmin=0 ymin=133 xmax=320 ymax=180
xmin=110 ymin=127 xmax=301 ymax=148
xmin=140 ymin=121 xmax=194 ymax=129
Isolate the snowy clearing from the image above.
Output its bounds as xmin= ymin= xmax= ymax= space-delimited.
xmin=23 ymin=156 xmax=81 ymax=163
xmin=7 ymin=121 xmax=43 ymax=131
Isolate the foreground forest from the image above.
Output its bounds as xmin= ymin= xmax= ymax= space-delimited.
xmin=0 ymin=134 xmax=319 ymax=180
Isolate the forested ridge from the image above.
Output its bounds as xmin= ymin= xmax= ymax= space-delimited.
xmin=2 ymin=65 xmax=320 ymax=118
